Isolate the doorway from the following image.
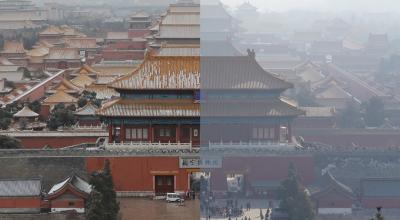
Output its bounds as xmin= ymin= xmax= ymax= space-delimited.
xmin=155 ymin=175 xmax=174 ymax=195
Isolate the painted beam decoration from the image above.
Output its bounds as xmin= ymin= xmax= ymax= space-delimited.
xmin=179 ymin=156 xmax=222 ymax=168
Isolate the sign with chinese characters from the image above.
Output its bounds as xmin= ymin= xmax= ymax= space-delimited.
xmin=79 ymin=50 xmax=86 ymax=58
xmin=179 ymin=156 xmax=222 ymax=169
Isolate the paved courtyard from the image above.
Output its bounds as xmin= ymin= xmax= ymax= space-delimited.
xmin=119 ymin=198 xmax=200 ymax=220
xmin=200 ymin=199 xmax=273 ymax=220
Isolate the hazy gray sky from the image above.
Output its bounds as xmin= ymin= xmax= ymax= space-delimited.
xmin=220 ymin=0 xmax=400 ymax=13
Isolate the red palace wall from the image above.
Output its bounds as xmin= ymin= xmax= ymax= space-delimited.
xmin=18 ymin=136 xmax=99 ymax=149
xmin=86 ymin=157 xmax=190 ymax=192
xmin=0 ymin=197 xmax=41 ymax=208
xmin=362 ymin=197 xmax=400 ymax=209
xmin=315 ymin=192 xmax=353 ymax=208
xmin=209 ymin=155 xmax=315 ymax=191
xmin=50 ymin=198 xmax=85 ymax=208
xmin=128 ymin=30 xmax=151 ymax=38
xmin=102 ymin=50 xmax=145 ymax=61
xmin=86 ymin=155 xmax=314 ymax=194
xmin=112 ymin=41 xmax=146 ymax=50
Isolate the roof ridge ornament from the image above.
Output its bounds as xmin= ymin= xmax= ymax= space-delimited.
xmin=246 ymin=48 xmax=256 ymax=59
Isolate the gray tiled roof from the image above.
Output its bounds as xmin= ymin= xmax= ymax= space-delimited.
xmin=202 ymin=56 xmax=293 ymax=90
xmin=97 ymin=98 xmax=303 ymax=118
xmin=0 ymin=179 xmax=41 ymax=197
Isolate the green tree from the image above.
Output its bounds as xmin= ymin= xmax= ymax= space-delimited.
xmin=5 ymin=80 xmax=15 ymax=89
xmin=87 ymin=159 xmax=120 ymax=220
xmin=278 ymin=163 xmax=315 ymax=220
xmin=0 ymin=108 xmax=12 ymax=130
xmin=21 ymin=32 xmax=38 ymax=50
xmin=101 ymin=159 xmax=119 ymax=220
xmin=338 ymin=100 xmax=364 ymax=128
xmin=80 ymin=91 xmax=101 ymax=107
xmin=77 ymin=97 xmax=87 ymax=108
xmin=28 ymin=100 xmax=41 ymax=113
xmin=22 ymin=68 xmax=31 ymax=79
xmin=86 ymin=189 xmax=106 ymax=220
xmin=364 ymin=97 xmax=385 ymax=127
xmin=296 ymin=86 xmax=318 ymax=107
xmin=0 ymin=135 xmax=22 ymax=149
xmin=0 ymin=118 xmax=11 ymax=130
xmin=371 ymin=207 xmax=384 ymax=220
xmin=47 ymin=103 xmax=76 ymax=130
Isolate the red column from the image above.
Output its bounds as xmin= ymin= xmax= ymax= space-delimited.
xmin=275 ymin=124 xmax=280 ymax=143
xmin=120 ymin=123 xmax=125 ymax=142
xmin=150 ymin=125 xmax=154 ymax=142
xmin=176 ymin=124 xmax=181 ymax=143
xmin=108 ymin=125 xmax=113 ymax=143
xmin=148 ymin=124 xmax=152 ymax=142
xmin=288 ymin=122 xmax=292 ymax=143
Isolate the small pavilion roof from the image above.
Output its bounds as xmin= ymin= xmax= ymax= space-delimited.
xmin=70 ymin=74 xmax=95 ymax=88
xmin=0 ymin=41 xmax=26 ymax=54
xmin=47 ymin=174 xmax=91 ymax=198
xmin=130 ymin=11 xmax=150 ymax=18
xmin=13 ymin=105 xmax=39 ymax=118
xmin=311 ymin=172 xmax=354 ymax=199
xmin=74 ymin=102 xmax=98 ymax=116
xmin=26 ymin=46 xmax=50 ymax=57
xmin=76 ymin=64 xmax=100 ymax=75
xmin=43 ymin=90 xmax=78 ymax=104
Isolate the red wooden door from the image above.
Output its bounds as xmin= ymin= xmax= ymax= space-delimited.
xmin=155 ymin=175 xmax=174 ymax=195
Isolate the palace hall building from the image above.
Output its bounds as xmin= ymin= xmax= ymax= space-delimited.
xmin=97 ymin=51 xmax=303 ymax=147
xmin=91 ymin=0 xmax=308 ymax=196
xmin=91 ymin=51 xmax=310 ymax=196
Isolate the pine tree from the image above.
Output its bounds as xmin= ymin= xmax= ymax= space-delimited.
xmin=371 ymin=207 xmax=384 ymax=220
xmin=47 ymin=103 xmax=77 ymax=130
xmin=364 ymin=97 xmax=385 ymax=127
xmin=87 ymin=159 xmax=120 ymax=220
xmin=102 ymin=159 xmax=120 ymax=220
xmin=278 ymin=163 xmax=315 ymax=220
xmin=0 ymin=135 xmax=21 ymax=149
xmin=86 ymin=189 xmax=106 ymax=220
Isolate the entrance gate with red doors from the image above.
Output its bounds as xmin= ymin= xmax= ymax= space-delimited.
xmin=155 ymin=175 xmax=175 ymax=195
